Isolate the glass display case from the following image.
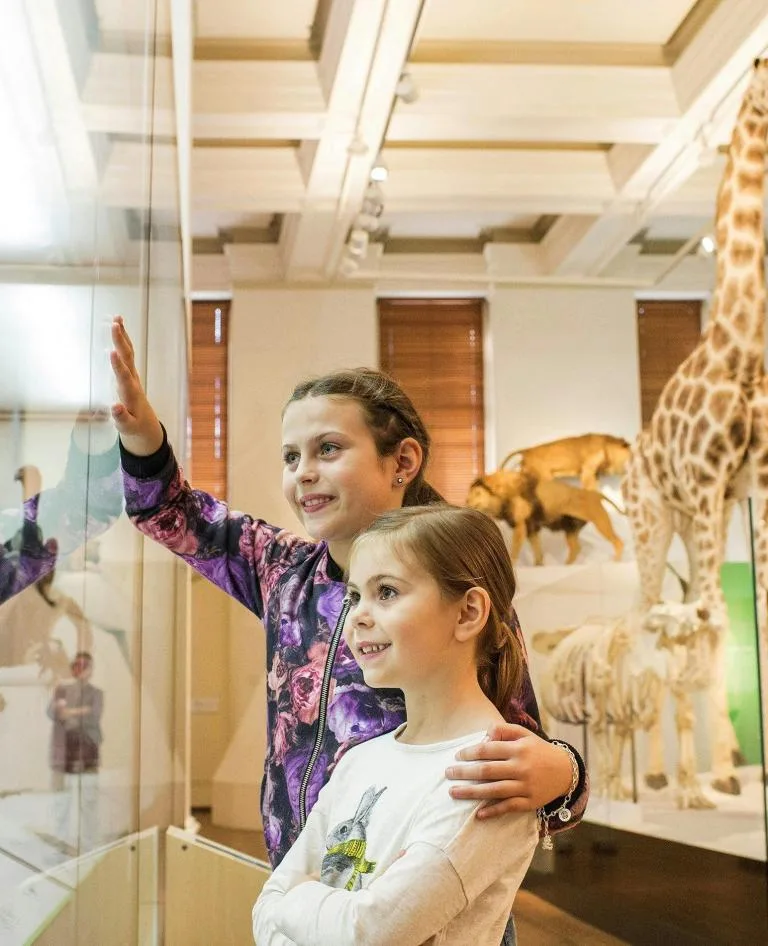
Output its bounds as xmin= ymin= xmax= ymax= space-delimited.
xmin=0 ymin=2 xmax=186 ymax=942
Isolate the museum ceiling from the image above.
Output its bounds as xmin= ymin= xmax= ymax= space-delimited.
xmin=3 ymin=0 xmax=768 ymax=292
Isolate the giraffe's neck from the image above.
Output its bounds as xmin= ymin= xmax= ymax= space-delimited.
xmin=708 ymin=97 xmax=768 ymax=379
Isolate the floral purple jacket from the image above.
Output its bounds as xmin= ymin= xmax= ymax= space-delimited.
xmin=120 ymin=433 xmax=588 ymax=867
xmin=1 ymin=440 xmax=122 ymax=606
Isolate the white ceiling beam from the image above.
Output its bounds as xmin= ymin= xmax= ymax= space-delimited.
xmin=103 ymin=143 xmax=305 ymax=212
xmin=279 ymin=0 xmax=423 ymax=281
xmin=193 ymin=60 xmax=326 ymax=140
xmin=83 ymin=56 xmax=326 ymax=140
xmin=543 ymin=0 xmax=768 ymax=278
xmin=192 ymin=253 xmax=231 ymax=294
xmin=389 ymin=62 xmax=680 ymax=144
xmin=81 ymin=52 xmax=176 ymax=137
xmin=94 ymin=0 xmax=171 ymax=41
xmin=344 ymin=244 xmax=718 ymax=291
xmin=382 ymin=147 xmax=616 ymax=211
xmin=23 ymin=0 xmax=100 ymax=193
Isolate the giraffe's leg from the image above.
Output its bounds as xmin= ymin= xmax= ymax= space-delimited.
xmin=676 ymin=514 xmax=699 ymax=602
xmin=624 ymin=465 xmax=674 ymax=610
xmin=689 ymin=490 xmax=741 ymax=793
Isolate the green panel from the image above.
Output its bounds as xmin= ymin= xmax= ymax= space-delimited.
xmin=721 ymin=562 xmax=763 ymax=765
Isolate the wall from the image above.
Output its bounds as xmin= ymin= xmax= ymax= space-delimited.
xmin=209 ymin=287 xmax=377 ymax=826
xmin=486 ymin=287 xmax=643 ymax=465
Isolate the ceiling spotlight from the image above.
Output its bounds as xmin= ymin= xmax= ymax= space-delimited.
xmin=363 ymin=182 xmax=384 ymax=212
xmin=347 ymin=134 xmax=368 ymax=156
xmin=700 ymin=235 xmax=716 ymax=255
xmin=370 ymin=157 xmax=388 ymax=183
xmin=339 ymin=255 xmax=359 ymax=277
xmin=354 ymin=211 xmax=380 ymax=233
xmin=395 ymin=72 xmax=419 ymax=104
xmin=347 ymin=228 xmax=369 ymax=258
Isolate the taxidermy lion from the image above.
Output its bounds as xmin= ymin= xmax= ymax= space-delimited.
xmin=500 ymin=433 xmax=631 ymax=490
xmin=466 ymin=470 xmax=624 ymax=565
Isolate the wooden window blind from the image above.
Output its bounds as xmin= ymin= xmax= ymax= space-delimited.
xmin=637 ymin=299 xmax=702 ymax=427
xmin=378 ymin=298 xmax=485 ymax=504
xmin=190 ymin=300 xmax=230 ymax=498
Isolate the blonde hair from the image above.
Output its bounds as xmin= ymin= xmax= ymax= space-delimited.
xmin=352 ymin=505 xmax=522 ymax=712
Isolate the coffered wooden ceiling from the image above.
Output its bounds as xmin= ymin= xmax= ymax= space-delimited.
xmin=7 ymin=0 xmax=768 ymax=290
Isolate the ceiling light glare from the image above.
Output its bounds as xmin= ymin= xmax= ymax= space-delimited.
xmin=700 ymin=235 xmax=715 ymax=255
xmin=370 ymin=157 xmax=388 ymax=183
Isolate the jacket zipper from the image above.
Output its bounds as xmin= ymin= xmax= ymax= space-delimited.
xmin=298 ymin=596 xmax=351 ymax=828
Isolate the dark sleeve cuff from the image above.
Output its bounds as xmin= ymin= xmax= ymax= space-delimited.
xmin=119 ymin=425 xmax=172 ymax=478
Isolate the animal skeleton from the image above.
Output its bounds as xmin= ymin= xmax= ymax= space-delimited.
xmin=533 ymin=602 xmax=720 ymax=809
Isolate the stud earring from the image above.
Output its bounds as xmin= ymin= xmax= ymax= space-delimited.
xmin=395 ymin=476 xmax=404 ymax=486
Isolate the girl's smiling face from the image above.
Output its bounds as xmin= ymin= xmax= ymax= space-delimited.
xmin=343 ymin=538 xmax=462 ymax=692
xmin=281 ymin=396 xmax=405 ymax=564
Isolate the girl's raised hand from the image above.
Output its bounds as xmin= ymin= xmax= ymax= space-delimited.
xmin=109 ymin=316 xmax=164 ymax=456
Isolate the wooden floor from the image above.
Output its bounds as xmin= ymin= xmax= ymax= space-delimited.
xmin=193 ymin=809 xmax=627 ymax=945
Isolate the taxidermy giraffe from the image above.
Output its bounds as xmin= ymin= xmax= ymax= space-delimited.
xmin=622 ymin=59 xmax=768 ymax=802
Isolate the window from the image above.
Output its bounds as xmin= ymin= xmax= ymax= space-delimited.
xmin=636 ymin=300 xmax=702 ymax=427
xmin=378 ymin=298 xmax=484 ymax=503
xmin=190 ymin=301 xmax=230 ymax=497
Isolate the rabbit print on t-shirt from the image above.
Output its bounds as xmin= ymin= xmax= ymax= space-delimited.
xmin=321 ymin=785 xmax=386 ymax=891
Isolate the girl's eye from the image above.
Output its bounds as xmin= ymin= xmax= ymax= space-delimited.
xmin=282 ymin=451 xmax=299 ymax=466
xmin=344 ymin=590 xmax=360 ymax=607
xmin=319 ymin=442 xmax=340 ymax=457
xmin=378 ymin=585 xmax=397 ymax=601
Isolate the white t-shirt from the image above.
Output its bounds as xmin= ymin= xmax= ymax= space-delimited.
xmin=253 ymin=725 xmax=538 ymax=945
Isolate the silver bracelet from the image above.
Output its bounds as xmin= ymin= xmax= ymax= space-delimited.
xmin=537 ymin=741 xmax=580 ymax=850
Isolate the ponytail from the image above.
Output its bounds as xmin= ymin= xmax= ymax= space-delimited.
xmin=477 ymin=611 xmax=524 ymax=714
xmin=404 ymin=480 xmax=445 ymax=507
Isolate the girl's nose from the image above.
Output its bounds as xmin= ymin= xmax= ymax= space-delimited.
xmin=295 ymin=457 xmax=318 ymax=483
xmin=350 ymin=602 xmax=373 ymax=628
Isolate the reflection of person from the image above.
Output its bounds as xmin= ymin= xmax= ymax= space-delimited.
xmin=109 ymin=318 xmax=586 ymax=901
xmin=0 ymin=568 xmax=93 ymax=682
xmin=0 ymin=411 xmax=123 ymax=606
xmin=253 ymin=507 xmax=540 ymax=945
xmin=47 ymin=652 xmax=103 ymax=852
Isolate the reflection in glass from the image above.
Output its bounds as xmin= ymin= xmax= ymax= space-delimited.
xmin=0 ymin=1 xmax=184 ymax=941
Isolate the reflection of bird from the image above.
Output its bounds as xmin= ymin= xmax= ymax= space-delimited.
xmin=14 ymin=465 xmax=42 ymax=501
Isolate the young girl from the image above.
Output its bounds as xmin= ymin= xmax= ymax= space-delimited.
xmin=109 ymin=316 xmax=586 ymax=875
xmin=253 ymin=505 xmax=541 ymax=945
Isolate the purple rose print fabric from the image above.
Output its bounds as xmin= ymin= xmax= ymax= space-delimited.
xmin=1 ymin=440 xmax=123 ymax=606
xmin=120 ymin=431 xmax=588 ymax=868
